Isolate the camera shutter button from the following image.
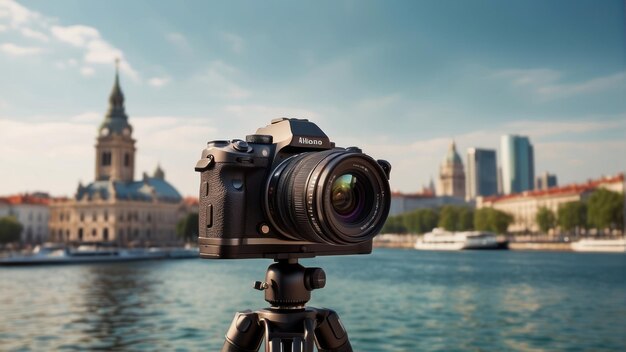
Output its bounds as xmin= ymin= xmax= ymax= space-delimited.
xmin=232 ymin=140 xmax=249 ymax=152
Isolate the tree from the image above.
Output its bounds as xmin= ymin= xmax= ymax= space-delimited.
xmin=0 ymin=216 xmax=23 ymax=244
xmin=587 ymin=189 xmax=624 ymax=232
xmin=474 ymin=208 xmax=513 ymax=234
xmin=536 ymin=207 xmax=556 ymax=234
xmin=558 ymin=201 xmax=586 ymax=233
xmin=381 ymin=215 xmax=407 ymax=234
xmin=489 ymin=209 xmax=513 ymax=234
xmin=176 ymin=212 xmax=199 ymax=241
xmin=420 ymin=209 xmax=439 ymax=233
xmin=458 ymin=207 xmax=474 ymax=231
xmin=438 ymin=205 xmax=460 ymax=231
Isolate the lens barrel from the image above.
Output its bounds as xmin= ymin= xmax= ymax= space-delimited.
xmin=266 ymin=150 xmax=390 ymax=245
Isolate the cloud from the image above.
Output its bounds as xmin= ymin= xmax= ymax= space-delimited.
xmin=355 ymin=94 xmax=402 ymax=111
xmin=0 ymin=1 xmax=141 ymax=80
xmin=20 ymin=27 xmax=48 ymax=41
xmin=166 ymin=32 xmax=190 ymax=50
xmin=0 ymin=0 xmax=40 ymax=28
xmin=50 ymin=24 xmax=138 ymax=80
xmin=0 ymin=42 xmax=42 ymax=56
xmin=80 ymin=66 xmax=95 ymax=77
xmin=492 ymin=68 xmax=626 ymax=101
xmin=148 ymin=77 xmax=170 ymax=87
xmin=0 ymin=114 xmax=218 ymax=197
xmin=536 ymin=71 xmax=626 ymax=100
xmin=220 ymin=31 xmax=244 ymax=53
xmin=194 ymin=61 xmax=250 ymax=99
xmin=50 ymin=25 xmax=99 ymax=46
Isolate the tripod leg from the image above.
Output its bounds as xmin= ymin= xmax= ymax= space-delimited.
xmin=222 ymin=310 xmax=264 ymax=352
xmin=314 ymin=309 xmax=353 ymax=352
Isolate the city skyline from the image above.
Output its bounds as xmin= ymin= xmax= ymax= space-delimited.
xmin=1 ymin=0 xmax=625 ymax=197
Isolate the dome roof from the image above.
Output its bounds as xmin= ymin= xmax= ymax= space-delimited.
xmin=444 ymin=141 xmax=463 ymax=165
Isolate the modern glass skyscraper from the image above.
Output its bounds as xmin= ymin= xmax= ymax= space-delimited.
xmin=466 ymin=148 xmax=498 ymax=199
xmin=500 ymin=135 xmax=535 ymax=194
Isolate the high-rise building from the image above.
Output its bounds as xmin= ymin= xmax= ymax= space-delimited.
xmin=48 ymin=62 xmax=184 ymax=245
xmin=536 ymin=172 xmax=558 ymax=190
xmin=466 ymin=148 xmax=498 ymax=199
xmin=438 ymin=141 xmax=465 ymax=199
xmin=500 ymin=135 xmax=535 ymax=194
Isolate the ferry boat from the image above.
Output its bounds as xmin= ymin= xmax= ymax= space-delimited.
xmin=414 ymin=228 xmax=501 ymax=251
xmin=571 ymin=238 xmax=626 ymax=253
xmin=0 ymin=243 xmax=198 ymax=266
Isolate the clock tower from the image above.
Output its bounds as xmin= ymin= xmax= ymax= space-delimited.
xmin=95 ymin=60 xmax=136 ymax=182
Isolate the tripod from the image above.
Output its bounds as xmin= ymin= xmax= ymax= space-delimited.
xmin=221 ymin=259 xmax=353 ymax=352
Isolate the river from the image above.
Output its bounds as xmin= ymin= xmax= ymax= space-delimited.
xmin=1 ymin=249 xmax=625 ymax=351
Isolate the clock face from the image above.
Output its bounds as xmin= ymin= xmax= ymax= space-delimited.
xmin=123 ymin=128 xmax=130 ymax=136
xmin=100 ymin=128 xmax=109 ymax=136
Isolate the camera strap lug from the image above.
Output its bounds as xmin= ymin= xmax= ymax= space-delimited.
xmin=194 ymin=154 xmax=215 ymax=172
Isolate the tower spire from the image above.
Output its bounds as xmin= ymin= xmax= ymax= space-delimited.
xmin=107 ymin=58 xmax=126 ymax=119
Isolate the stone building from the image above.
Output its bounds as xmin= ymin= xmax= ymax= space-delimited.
xmin=477 ymin=174 xmax=624 ymax=233
xmin=0 ymin=194 xmax=50 ymax=244
xmin=438 ymin=141 xmax=466 ymax=199
xmin=49 ymin=64 xmax=184 ymax=245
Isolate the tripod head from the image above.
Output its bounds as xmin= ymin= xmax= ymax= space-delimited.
xmin=222 ymin=259 xmax=353 ymax=352
xmin=254 ymin=259 xmax=327 ymax=308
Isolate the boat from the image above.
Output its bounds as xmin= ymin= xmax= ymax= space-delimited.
xmin=0 ymin=243 xmax=198 ymax=266
xmin=414 ymin=228 xmax=501 ymax=251
xmin=571 ymin=238 xmax=626 ymax=253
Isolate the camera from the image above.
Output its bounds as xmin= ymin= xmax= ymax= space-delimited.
xmin=194 ymin=118 xmax=391 ymax=259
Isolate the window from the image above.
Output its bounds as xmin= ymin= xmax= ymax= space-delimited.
xmin=124 ymin=153 xmax=130 ymax=167
xmin=103 ymin=228 xmax=109 ymax=241
xmin=78 ymin=228 xmax=84 ymax=241
xmin=92 ymin=229 xmax=97 ymax=237
xmin=80 ymin=213 xmax=84 ymax=222
xmin=102 ymin=151 xmax=112 ymax=166
xmin=104 ymin=211 xmax=108 ymax=221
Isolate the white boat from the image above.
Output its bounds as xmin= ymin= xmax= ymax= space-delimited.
xmin=0 ymin=243 xmax=182 ymax=266
xmin=414 ymin=228 xmax=500 ymax=251
xmin=571 ymin=238 xmax=626 ymax=253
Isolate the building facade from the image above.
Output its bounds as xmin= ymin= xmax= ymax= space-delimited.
xmin=500 ymin=134 xmax=535 ymax=194
xmin=466 ymin=148 xmax=498 ymax=200
xmin=477 ymin=174 xmax=624 ymax=233
xmin=535 ymin=172 xmax=558 ymax=190
xmin=49 ymin=64 xmax=184 ymax=246
xmin=438 ymin=141 xmax=466 ymax=199
xmin=390 ymin=191 xmax=472 ymax=216
xmin=0 ymin=194 xmax=50 ymax=244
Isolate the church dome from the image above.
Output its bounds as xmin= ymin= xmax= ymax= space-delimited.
xmin=444 ymin=141 xmax=463 ymax=165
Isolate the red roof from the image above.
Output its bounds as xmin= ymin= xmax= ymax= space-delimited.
xmin=183 ymin=196 xmax=199 ymax=206
xmin=391 ymin=190 xmax=436 ymax=199
xmin=484 ymin=173 xmax=624 ymax=203
xmin=0 ymin=194 xmax=50 ymax=206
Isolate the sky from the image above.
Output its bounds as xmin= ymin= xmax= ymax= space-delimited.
xmin=0 ymin=0 xmax=625 ymax=197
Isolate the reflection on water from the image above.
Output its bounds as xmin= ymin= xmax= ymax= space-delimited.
xmin=1 ymin=250 xmax=625 ymax=351
xmin=73 ymin=265 xmax=158 ymax=350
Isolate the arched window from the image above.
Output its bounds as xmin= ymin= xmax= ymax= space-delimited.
xmin=102 ymin=151 xmax=112 ymax=166
xmin=124 ymin=153 xmax=130 ymax=167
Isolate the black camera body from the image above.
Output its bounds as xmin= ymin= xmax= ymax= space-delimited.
xmin=195 ymin=118 xmax=391 ymax=259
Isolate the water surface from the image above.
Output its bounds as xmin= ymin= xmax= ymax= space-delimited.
xmin=1 ymin=249 xmax=625 ymax=351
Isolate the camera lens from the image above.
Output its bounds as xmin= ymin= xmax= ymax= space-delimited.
xmin=266 ymin=150 xmax=390 ymax=245
xmin=331 ymin=174 xmax=368 ymax=223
